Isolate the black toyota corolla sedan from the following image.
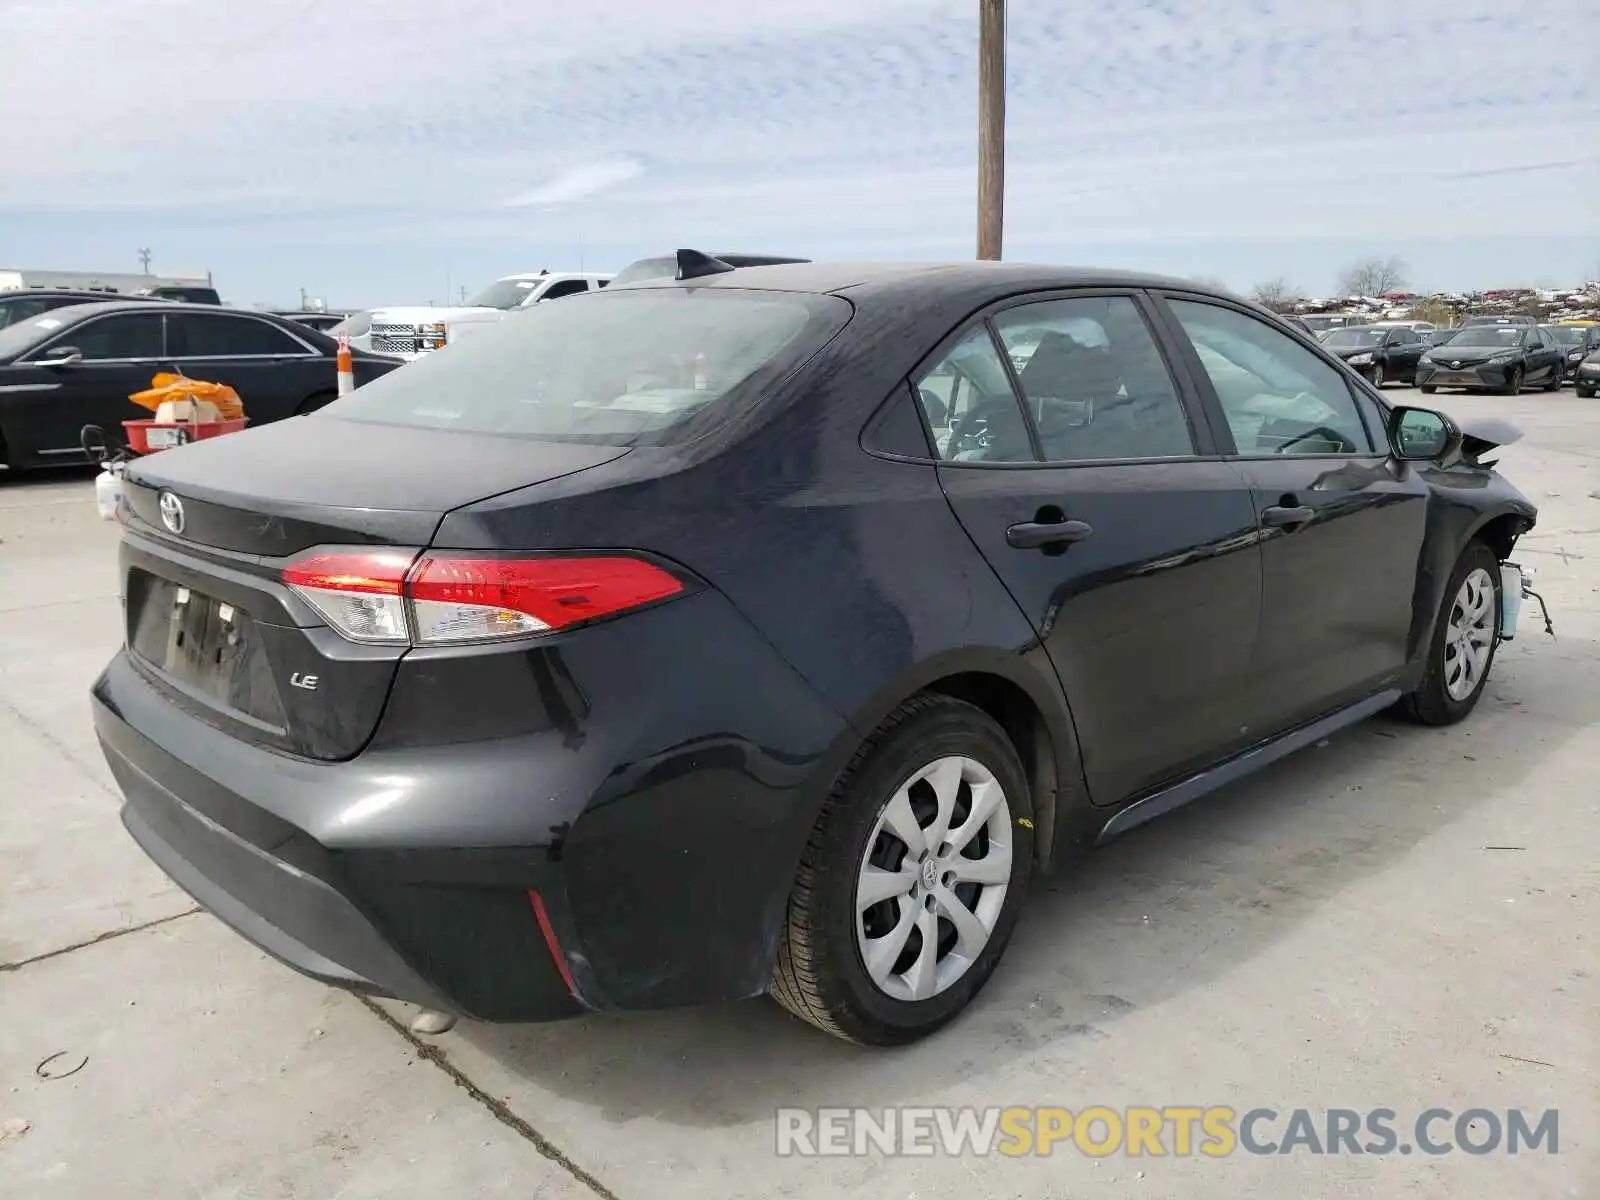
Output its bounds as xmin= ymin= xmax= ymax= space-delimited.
xmin=0 ymin=302 xmax=401 ymax=470
xmin=93 ymin=256 xmax=1539 ymax=1045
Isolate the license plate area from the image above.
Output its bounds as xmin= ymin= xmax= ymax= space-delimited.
xmin=128 ymin=571 xmax=288 ymax=731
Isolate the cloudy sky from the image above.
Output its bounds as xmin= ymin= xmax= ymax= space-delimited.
xmin=2 ymin=0 xmax=1596 ymax=307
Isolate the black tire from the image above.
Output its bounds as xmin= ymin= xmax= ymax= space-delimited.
xmin=771 ymin=694 xmax=1035 ymax=1045
xmin=1542 ymin=369 xmax=1561 ymax=392
xmin=1498 ymin=367 xmax=1523 ymax=396
xmin=296 ymin=390 xmax=337 ymax=416
xmin=1419 ymin=384 xmax=1437 ymax=395
xmin=1578 ymin=385 xmax=1596 ymax=399
xmin=1396 ymin=540 xmax=1502 ymax=726
xmin=1369 ymin=362 xmax=1385 ymax=388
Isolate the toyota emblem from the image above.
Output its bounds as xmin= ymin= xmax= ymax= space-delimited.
xmin=1450 ymin=360 xmax=1461 ymax=369
xmin=158 ymin=491 xmax=185 ymax=535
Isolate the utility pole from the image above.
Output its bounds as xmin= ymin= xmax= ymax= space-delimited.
xmin=137 ymin=248 xmax=152 ymax=274
xmin=976 ymin=0 xmax=1006 ymax=260
xmin=300 ymin=287 xmax=309 ymax=309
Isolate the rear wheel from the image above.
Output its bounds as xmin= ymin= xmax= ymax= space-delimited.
xmin=772 ymin=695 xmax=1034 ymax=1045
xmin=1397 ymin=540 xmax=1501 ymax=726
xmin=1498 ymin=367 xmax=1523 ymax=396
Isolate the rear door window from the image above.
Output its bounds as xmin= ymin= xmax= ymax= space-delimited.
xmin=325 ymin=288 xmax=851 ymax=446
xmin=992 ymin=296 xmax=1194 ymax=461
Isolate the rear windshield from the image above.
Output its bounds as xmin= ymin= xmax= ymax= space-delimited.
xmin=323 ymin=288 xmax=850 ymax=446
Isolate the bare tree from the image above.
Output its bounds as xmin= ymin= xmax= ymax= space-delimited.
xmin=1251 ymin=277 xmax=1301 ymax=312
xmin=1336 ymin=256 xmax=1409 ymax=298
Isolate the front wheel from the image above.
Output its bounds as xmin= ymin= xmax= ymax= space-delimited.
xmin=1419 ymin=384 xmax=1437 ymax=395
xmin=1368 ymin=362 xmax=1385 ymax=388
xmin=1578 ymin=385 xmax=1596 ymax=399
xmin=771 ymin=694 xmax=1034 ymax=1044
xmin=1542 ymin=368 xmax=1562 ymax=392
xmin=1396 ymin=540 xmax=1502 ymax=726
xmin=1498 ymin=368 xmax=1523 ymax=396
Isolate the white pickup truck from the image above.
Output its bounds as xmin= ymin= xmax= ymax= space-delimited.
xmin=366 ymin=271 xmax=613 ymax=360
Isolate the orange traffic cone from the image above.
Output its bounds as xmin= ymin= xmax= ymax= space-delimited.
xmin=336 ymin=336 xmax=355 ymax=397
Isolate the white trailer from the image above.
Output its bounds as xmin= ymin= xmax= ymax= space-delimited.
xmin=0 ymin=267 xmax=217 ymax=300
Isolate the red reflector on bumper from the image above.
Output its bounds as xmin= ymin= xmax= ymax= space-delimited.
xmin=528 ymin=890 xmax=578 ymax=997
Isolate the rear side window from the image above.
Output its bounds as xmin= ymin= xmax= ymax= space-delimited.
xmin=325 ymin=288 xmax=850 ymax=446
xmin=913 ymin=326 xmax=1035 ymax=463
xmin=170 ymin=313 xmax=308 ymax=357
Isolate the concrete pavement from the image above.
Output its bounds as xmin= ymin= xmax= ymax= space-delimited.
xmin=2 ymin=388 xmax=1595 ymax=1198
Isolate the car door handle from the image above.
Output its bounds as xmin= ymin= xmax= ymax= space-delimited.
xmin=1006 ymin=519 xmax=1094 ymax=550
xmin=1261 ymin=504 xmax=1314 ymax=528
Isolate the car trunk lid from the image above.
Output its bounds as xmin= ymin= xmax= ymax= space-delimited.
xmin=118 ymin=417 xmax=629 ymax=760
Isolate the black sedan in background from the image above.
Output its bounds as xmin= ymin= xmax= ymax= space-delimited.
xmin=96 ymin=258 xmax=1537 ymax=1045
xmin=1544 ymin=323 xmax=1600 ymax=383
xmin=1320 ymin=325 xmax=1429 ymax=386
xmin=0 ymin=302 xmax=401 ymax=470
xmin=1417 ymin=323 xmax=1566 ymax=395
xmin=1574 ymin=349 xmax=1600 ymax=399
xmin=0 ymin=288 xmax=167 ymax=330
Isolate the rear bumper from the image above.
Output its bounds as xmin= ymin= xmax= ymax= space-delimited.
xmin=92 ymin=582 xmax=848 ymax=1019
xmin=96 ymin=665 xmax=580 ymax=1020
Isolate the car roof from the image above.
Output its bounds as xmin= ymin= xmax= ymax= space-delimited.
xmin=627 ymin=260 xmax=1209 ymax=302
xmin=33 ymin=300 xmax=288 ymax=319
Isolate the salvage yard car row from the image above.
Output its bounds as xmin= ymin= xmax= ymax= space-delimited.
xmin=1312 ymin=317 xmax=1600 ymax=396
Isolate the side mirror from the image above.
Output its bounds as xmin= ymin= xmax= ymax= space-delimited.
xmin=1390 ymin=405 xmax=1459 ymax=462
xmin=36 ymin=345 xmax=83 ymax=367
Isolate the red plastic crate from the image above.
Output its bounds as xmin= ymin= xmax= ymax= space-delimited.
xmin=122 ymin=418 xmax=248 ymax=454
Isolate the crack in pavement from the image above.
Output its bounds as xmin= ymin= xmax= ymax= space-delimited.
xmin=1 ymin=907 xmax=201 ymax=973
xmin=0 ymin=693 xmax=121 ymax=800
xmin=354 ymin=994 xmax=621 ymax=1200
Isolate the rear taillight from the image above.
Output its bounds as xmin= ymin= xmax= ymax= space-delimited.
xmin=282 ymin=549 xmax=685 ymax=646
